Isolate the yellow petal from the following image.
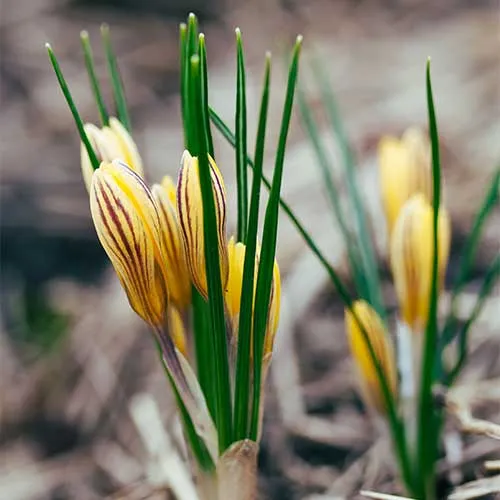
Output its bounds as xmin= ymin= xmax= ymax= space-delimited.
xmin=81 ymin=123 xmax=123 ymax=192
xmin=152 ymin=177 xmax=191 ymax=309
xmin=264 ymin=259 xmax=281 ymax=355
xmin=378 ymin=128 xmax=433 ymax=239
xmin=225 ymin=236 xmax=246 ymax=322
xmin=90 ymin=160 xmax=167 ymax=326
xmin=390 ymin=194 xmax=451 ymax=332
xmin=177 ymin=150 xmax=229 ymax=299
xmin=345 ymin=300 xmax=397 ymax=415
xmin=167 ymin=305 xmax=188 ymax=357
xmin=108 ymin=117 xmax=144 ymax=178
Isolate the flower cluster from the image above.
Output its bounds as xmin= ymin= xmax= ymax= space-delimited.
xmin=82 ymin=119 xmax=280 ymax=459
xmin=345 ymin=128 xmax=451 ymax=414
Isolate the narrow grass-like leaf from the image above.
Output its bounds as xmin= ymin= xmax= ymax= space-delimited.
xmin=233 ymin=53 xmax=271 ymax=440
xmin=297 ymin=85 xmax=367 ymax=297
xmin=101 ymin=24 xmax=131 ymax=132
xmin=235 ymin=28 xmax=248 ymax=242
xmin=179 ymin=23 xmax=189 ymax=147
xmin=155 ymin=338 xmax=215 ymax=471
xmin=210 ymin=108 xmax=355 ymax=307
xmin=190 ymin=55 xmax=232 ymax=452
xmin=446 ymin=254 xmax=500 ymax=385
xmin=249 ymin=36 xmax=301 ymax=439
xmin=210 ymin=105 xmax=414 ymax=493
xmin=80 ymin=31 xmax=109 ymax=126
xmin=441 ymin=167 xmax=499 ymax=347
xmin=182 ymin=14 xmax=199 ymax=154
xmin=191 ymin=287 xmax=216 ymax=420
xmin=417 ymin=59 xmax=442 ymax=499
xmin=198 ymin=34 xmax=214 ymax=158
xmin=46 ymin=44 xmax=99 ymax=170
xmin=311 ymin=56 xmax=385 ymax=320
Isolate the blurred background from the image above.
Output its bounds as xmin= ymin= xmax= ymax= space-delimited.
xmin=1 ymin=0 xmax=498 ymax=498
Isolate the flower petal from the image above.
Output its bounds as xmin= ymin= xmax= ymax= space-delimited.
xmin=390 ymin=194 xmax=451 ymax=332
xmin=177 ymin=150 xmax=229 ymax=299
xmin=378 ymin=128 xmax=433 ymax=239
xmin=152 ymin=177 xmax=191 ymax=309
xmin=345 ymin=300 xmax=397 ymax=415
xmin=108 ymin=117 xmax=144 ymax=178
xmin=90 ymin=160 xmax=167 ymax=325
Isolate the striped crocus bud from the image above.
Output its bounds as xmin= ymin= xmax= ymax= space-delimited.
xmin=378 ymin=127 xmax=433 ymax=239
xmin=90 ymin=160 xmax=167 ymax=326
xmin=345 ymin=300 xmax=397 ymax=415
xmin=390 ymin=194 xmax=451 ymax=333
xmin=152 ymin=176 xmax=191 ymax=309
xmin=81 ymin=117 xmax=144 ymax=192
xmin=177 ymin=150 xmax=229 ymax=299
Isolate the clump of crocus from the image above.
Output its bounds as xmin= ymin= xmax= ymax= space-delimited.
xmin=47 ymin=14 xmax=301 ymax=499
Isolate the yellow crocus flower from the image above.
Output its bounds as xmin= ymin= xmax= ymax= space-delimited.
xmin=390 ymin=194 xmax=451 ymax=333
xmin=152 ymin=176 xmax=191 ymax=309
xmin=81 ymin=117 xmax=144 ymax=192
xmin=176 ymin=150 xmax=229 ymax=299
xmin=345 ymin=300 xmax=397 ymax=415
xmin=90 ymin=159 xmax=167 ymax=326
xmin=225 ymin=237 xmax=281 ymax=355
xmin=378 ymin=127 xmax=433 ymax=238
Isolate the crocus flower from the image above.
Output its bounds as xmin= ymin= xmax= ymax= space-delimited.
xmin=177 ymin=150 xmax=229 ymax=299
xmin=224 ymin=237 xmax=281 ymax=355
xmin=90 ymin=159 xmax=167 ymax=326
xmin=81 ymin=117 xmax=144 ymax=191
xmin=390 ymin=194 xmax=451 ymax=333
xmin=345 ymin=300 xmax=397 ymax=415
xmin=152 ymin=176 xmax=191 ymax=309
xmin=378 ymin=127 xmax=433 ymax=239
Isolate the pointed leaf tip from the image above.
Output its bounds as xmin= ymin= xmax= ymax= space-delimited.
xmin=80 ymin=30 xmax=89 ymax=39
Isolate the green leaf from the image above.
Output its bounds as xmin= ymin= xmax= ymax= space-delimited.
xmin=417 ymin=59 xmax=443 ymax=498
xmin=190 ymin=54 xmax=233 ymax=452
xmin=235 ymin=28 xmax=249 ymax=242
xmin=233 ymin=53 xmax=271 ymax=440
xmin=446 ymin=254 xmax=500 ymax=385
xmin=101 ymin=24 xmax=131 ymax=132
xmin=297 ymin=84 xmax=367 ymax=298
xmin=310 ymin=55 xmax=385 ymax=321
xmin=209 ymin=108 xmax=355 ymax=310
xmin=179 ymin=22 xmax=189 ymax=147
xmin=46 ymin=44 xmax=99 ymax=170
xmin=80 ymin=30 xmax=109 ymax=126
xmin=182 ymin=14 xmax=200 ymax=153
xmin=191 ymin=287 xmax=216 ymax=420
xmin=249 ymin=36 xmax=302 ymax=440
xmin=210 ymin=102 xmax=414 ymax=496
xmin=199 ymin=34 xmax=215 ymax=158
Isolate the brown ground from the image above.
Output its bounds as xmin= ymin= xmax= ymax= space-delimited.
xmin=1 ymin=0 xmax=499 ymax=498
